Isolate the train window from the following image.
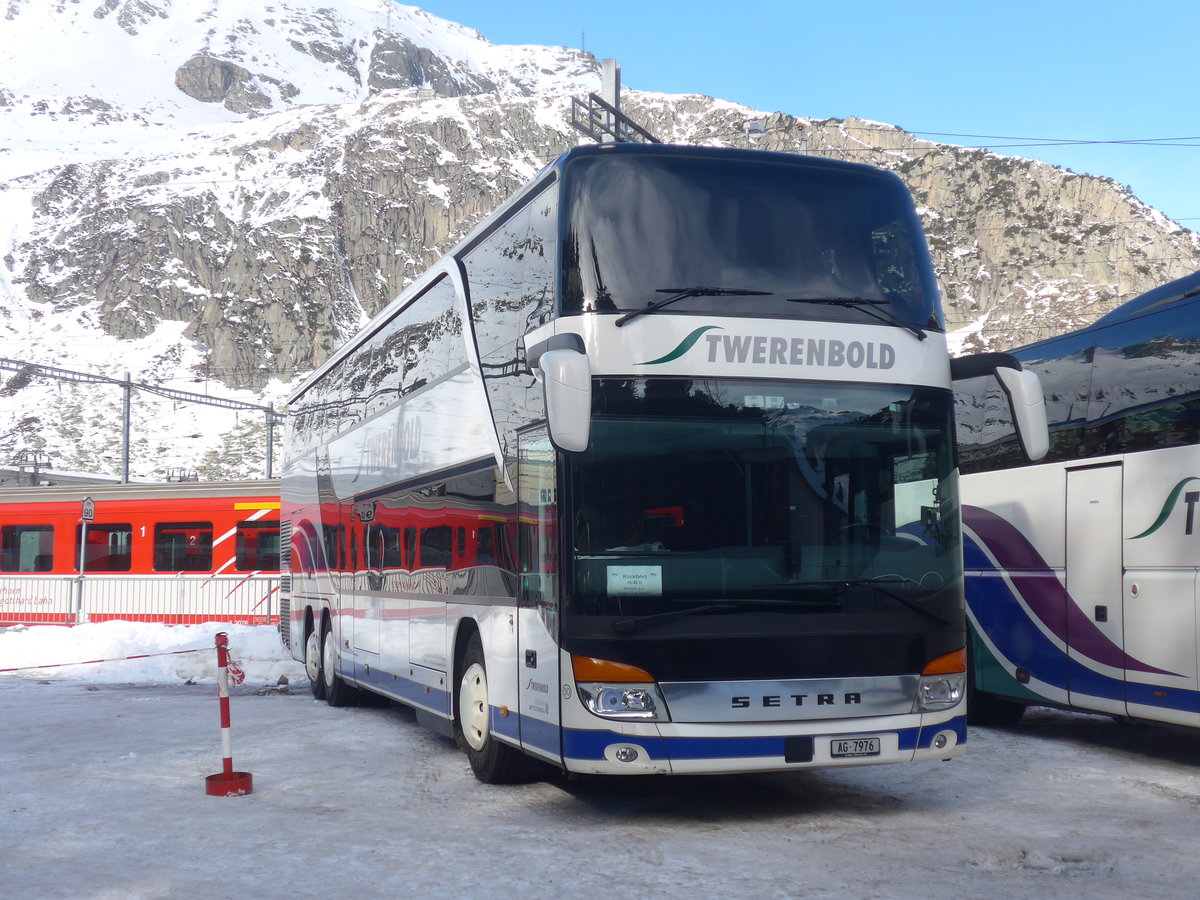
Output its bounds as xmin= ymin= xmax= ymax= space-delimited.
xmin=403 ymin=527 xmax=416 ymax=568
xmin=476 ymin=526 xmax=496 ymax=565
xmin=419 ymin=526 xmax=452 ymax=569
xmin=380 ymin=526 xmax=402 ymax=568
xmin=364 ymin=524 xmax=401 ymax=571
xmin=322 ymin=524 xmax=346 ymax=572
xmin=235 ymin=520 xmax=280 ymax=571
xmin=1 ymin=525 xmax=54 ymax=572
xmin=76 ymin=523 xmax=133 ymax=573
xmin=153 ymin=522 xmax=213 ymax=572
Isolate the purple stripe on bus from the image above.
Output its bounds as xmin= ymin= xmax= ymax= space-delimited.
xmin=963 ymin=505 xmax=1178 ymax=677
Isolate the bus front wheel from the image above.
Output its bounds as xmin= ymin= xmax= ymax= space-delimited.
xmin=456 ymin=632 xmax=524 ymax=784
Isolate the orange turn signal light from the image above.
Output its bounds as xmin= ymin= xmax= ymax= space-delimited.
xmin=571 ymin=655 xmax=655 ymax=683
xmin=922 ymin=648 xmax=966 ymax=676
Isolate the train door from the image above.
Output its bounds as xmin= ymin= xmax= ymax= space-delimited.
xmin=1064 ymin=464 xmax=1125 ymax=715
xmin=516 ymin=428 xmax=562 ymax=761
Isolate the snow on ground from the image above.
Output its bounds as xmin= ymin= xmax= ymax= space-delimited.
xmin=1 ymin=623 xmax=1199 ymax=898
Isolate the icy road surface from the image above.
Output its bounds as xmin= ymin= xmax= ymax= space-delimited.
xmin=2 ymin=678 xmax=1198 ymax=899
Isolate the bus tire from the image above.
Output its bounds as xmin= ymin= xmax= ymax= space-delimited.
xmin=968 ymin=689 xmax=1026 ymax=726
xmin=966 ymin=640 xmax=1025 ymax=726
xmin=305 ymin=625 xmax=326 ymax=701
xmin=322 ymin=620 xmax=358 ymax=708
xmin=456 ymin=632 xmax=525 ymax=784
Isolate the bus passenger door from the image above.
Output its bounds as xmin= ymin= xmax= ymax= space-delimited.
xmin=1065 ymin=465 xmax=1125 ymax=715
xmin=516 ymin=429 xmax=562 ymax=763
xmin=1121 ymin=453 xmax=1200 ymax=727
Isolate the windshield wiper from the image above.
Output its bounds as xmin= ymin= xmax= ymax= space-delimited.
xmin=786 ymin=296 xmax=927 ymax=341
xmin=615 ymin=287 xmax=773 ymax=327
xmin=612 ymin=597 xmax=818 ymax=635
xmin=799 ymin=576 xmax=954 ymax=625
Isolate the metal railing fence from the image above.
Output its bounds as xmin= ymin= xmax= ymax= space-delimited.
xmin=0 ymin=574 xmax=280 ymax=626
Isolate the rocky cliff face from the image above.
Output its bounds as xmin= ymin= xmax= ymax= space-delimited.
xmin=1 ymin=0 xmax=1198 ymax=480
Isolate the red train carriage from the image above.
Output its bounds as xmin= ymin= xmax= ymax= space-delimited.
xmin=0 ymin=480 xmax=280 ymax=626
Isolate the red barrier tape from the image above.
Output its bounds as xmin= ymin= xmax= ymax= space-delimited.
xmin=0 ymin=647 xmax=205 ymax=673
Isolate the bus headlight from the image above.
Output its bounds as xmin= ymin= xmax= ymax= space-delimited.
xmin=915 ymin=648 xmax=966 ymax=712
xmin=572 ymin=654 xmax=671 ymax=722
xmin=917 ymin=672 xmax=965 ymax=711
xmin=577 ymin=683 xmax=667 ymax=720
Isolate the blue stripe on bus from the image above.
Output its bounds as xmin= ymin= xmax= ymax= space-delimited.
xmin=1126 ymin=680 xmax=1200 ymax=714
xmin=346 ymin=661 xmax=971 ymax=760
xmin=349 ymin=661 xmax=451 ymax=714
xmin=966 ymin=569 xmax=1072 ymax=690
xmin=560 ymin=717 xmax=965 ymax=761
xmin=517 ymin=714 xmax=560 ymax=754
xmin=965 ymin=535 xmax=1200 ymax=716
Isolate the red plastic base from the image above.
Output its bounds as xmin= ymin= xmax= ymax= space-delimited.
xmin=205 ymin=771 xmax=253 ymax=796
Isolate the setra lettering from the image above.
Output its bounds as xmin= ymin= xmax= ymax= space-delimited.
xmin=731 ymin=692 xmax=866 ymax=709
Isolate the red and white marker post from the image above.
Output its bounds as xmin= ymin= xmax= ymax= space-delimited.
xmin=204 ymin=631 xmax=253 ymax=796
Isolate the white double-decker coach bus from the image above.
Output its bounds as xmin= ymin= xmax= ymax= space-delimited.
xmin=280 ymin=142 xmax=1045 ymax=782
xmin=957 ymin=270 xmax=1200 ymax=729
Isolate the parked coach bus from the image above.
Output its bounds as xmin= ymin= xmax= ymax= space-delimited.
xmin=280 ymin=142 xmax=1047 ymax=782
xmin=0 ymin=480 xmax=281 ymax=625
xmin=957 ymin=270 xmax=1200 ymax=729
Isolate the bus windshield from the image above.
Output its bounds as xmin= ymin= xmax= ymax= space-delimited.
xmin=565 ymin=378 xmax=959 ymax=626
xmin=561 ymin=152 xmax=942 ymax=332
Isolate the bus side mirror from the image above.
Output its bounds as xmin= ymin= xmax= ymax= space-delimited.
xmin=951 ymin=352 xmax=1049 ymax=462
xmin=995 ymin=366 xmax=1049 ymax=461
xmin=540 ymin=348 xmax=591 ymax=452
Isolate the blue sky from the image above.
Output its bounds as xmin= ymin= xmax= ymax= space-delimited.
xmin=415 ymin=0 xmax=1199 ymax=229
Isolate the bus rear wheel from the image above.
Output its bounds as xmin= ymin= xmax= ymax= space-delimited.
xmin=321 ymin=622 xmax=358 ymax=708
xmin=456 ymin=632 xmax=524 ymax=784
xmin=305 ymin=626 xmax=326 ymax=701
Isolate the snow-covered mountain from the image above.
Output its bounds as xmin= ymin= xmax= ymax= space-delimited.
xmin=1 ymin=0 xmax=1197 ymax=481
xmin=1 ymin=0 xmax=597 ymax=124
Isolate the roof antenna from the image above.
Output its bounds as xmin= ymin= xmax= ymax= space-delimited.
xmin=569 ymin=59 xmax=660 ymax=144
xmin=600 ymin=59 xmax=620 ymax=143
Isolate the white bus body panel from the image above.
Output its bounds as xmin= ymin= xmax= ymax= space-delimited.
xmin=525 ymin=317 xmax=952 ymax=390
xmin=965 ymin=445 xmax=1200 ymax=728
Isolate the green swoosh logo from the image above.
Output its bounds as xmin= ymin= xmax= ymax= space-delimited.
xmin=1131 ymin=476 xmax=1200 ymax=539
xmin=638 ymin=326 xmax=722 ymax=366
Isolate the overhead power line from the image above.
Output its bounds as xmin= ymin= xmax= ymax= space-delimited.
xmin=903 ymin=130 xmax=1200 ymax=149
xmin=0 ymin=358 xmax=278 ymax=415
xmin=0 ymin=358 xmax=282 ymax=481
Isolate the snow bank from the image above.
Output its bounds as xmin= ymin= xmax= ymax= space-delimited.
xmin=0 ymin=621 xmax=305 ymax=685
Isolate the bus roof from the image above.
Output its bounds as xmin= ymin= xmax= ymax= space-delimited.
xmin=289 ymin=143 xmax=911 ymax=405
xmin=1087 ymin=269 xmax=1200 ymax=328
xmin=1014 ymin=269 xmax=1200 ymax=358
